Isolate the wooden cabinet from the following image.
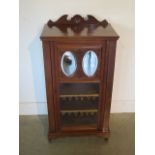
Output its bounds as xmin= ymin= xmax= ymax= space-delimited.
xmin=40 ymin=15 xmax=119 ymax=140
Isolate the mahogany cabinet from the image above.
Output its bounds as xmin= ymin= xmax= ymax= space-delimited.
xmin=40 ymin=15 xmax=119 ymax=140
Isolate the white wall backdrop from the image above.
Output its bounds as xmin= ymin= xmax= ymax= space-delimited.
xmin=19 ymin=0 xmax=134 ymax=115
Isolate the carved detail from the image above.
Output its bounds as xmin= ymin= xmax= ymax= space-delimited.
xmin=47 ymin=15 xmax=108 ymax=33
xmin=70 ymin=15 xmax=85 ymax=25
xmin=47 ymin=15 xmax=69 ymax=27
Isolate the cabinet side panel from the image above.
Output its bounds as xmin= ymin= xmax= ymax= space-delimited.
xmin=97 ymin=41 xmax=106 ymax=130
xmin=51 ymin=42 xmax=61 ymax=131
xmin=42 ymin=41 xmax=56 ymax=132
xmin=103 ymin=40 xmax=117 ymax=131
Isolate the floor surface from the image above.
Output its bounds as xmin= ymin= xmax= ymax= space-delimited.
xmin=19 ymin=113 xmax=135 ymax=155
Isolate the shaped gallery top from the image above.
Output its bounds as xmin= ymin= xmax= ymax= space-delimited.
xmin=40 ymin=15 xmax=119 ymax=41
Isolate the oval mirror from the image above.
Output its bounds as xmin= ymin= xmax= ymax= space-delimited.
xmin=61 ymin=51 xmax=77 ymax=77
xmin=82 ymin=50 xmax=98 ymax=77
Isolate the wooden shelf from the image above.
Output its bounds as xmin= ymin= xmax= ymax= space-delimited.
xmin=60 ymin=100 xmax=98 ymax=110
xmin=60 ymin=93 xmax=99 ymax=98
xmin=60 ymin=83 xmax=99 ymax=95
xmin=61 ymin=109 xmax=97 ymax=113
xmin=60 ymin=80 xmax=100 ymax=83
xmin=61 ymin=110 xmax=97 ymax=127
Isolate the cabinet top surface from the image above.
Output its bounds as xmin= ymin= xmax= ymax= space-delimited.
xmin=40 ymin=15 xmax=119 ymax=40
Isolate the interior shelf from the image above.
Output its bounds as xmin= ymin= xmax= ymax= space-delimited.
xmin=61 ymin=110 xmax=98 ymax=127
xmin=59 ymin=82 xmax=99 ymax=128
xmin=60 ymin=97 xmax=99 ymax=110
xmin=61 ymin=109 xmax=98 ymax=114
xmin=60 ymin=83 xmax=99 ymax=95
xmin=60 ymin=94 xmax=99 ymax=98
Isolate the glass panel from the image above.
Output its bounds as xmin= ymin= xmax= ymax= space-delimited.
xmin=61 ymin=51 xmax=77 ymax=77
xmin=82 ymin=50 xmax=98 ymax=77
xmin=59 ymin=83 xmax=99 ymax=128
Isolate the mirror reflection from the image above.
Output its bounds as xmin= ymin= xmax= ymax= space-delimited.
xmin=61 ymin=51 xmax=77 ymax=77
xmin=82 ymin=50 xmax=98 ymax=77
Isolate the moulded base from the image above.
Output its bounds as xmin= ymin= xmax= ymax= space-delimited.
xmin=48 ymin=128 xmax=110 ymax=141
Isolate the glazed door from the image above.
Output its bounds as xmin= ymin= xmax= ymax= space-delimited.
xmin=53 ymin=41 xmax=105 ymax=131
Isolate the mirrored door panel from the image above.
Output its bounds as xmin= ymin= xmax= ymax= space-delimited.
xmin=61 ymin=51 xmax=77 ymax=77
xmin=80 ymin=48 xmax=102 ymax=79
xmin=55 ymin=47 xmax=80 ymax=80
xmin=82 ymin=50 xmax=98 ymax=77
xmin=54 ymin=42 xmax=104 ymax=81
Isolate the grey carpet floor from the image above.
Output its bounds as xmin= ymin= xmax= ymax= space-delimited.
xmin=19 ymin=113 xmax=135 ymax=155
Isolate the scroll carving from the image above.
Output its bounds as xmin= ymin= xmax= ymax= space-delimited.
xmin=47 ymin=15 xmax=108 ymax=33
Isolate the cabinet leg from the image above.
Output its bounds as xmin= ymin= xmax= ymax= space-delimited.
xmin=104 ymin=137 xmax=109 ymax=141
xmin=48 ymin=137 xmax=52 ymax=142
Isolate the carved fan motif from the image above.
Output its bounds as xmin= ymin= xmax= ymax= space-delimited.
xmin=47 ymin=15 xmax=108 ymax=33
